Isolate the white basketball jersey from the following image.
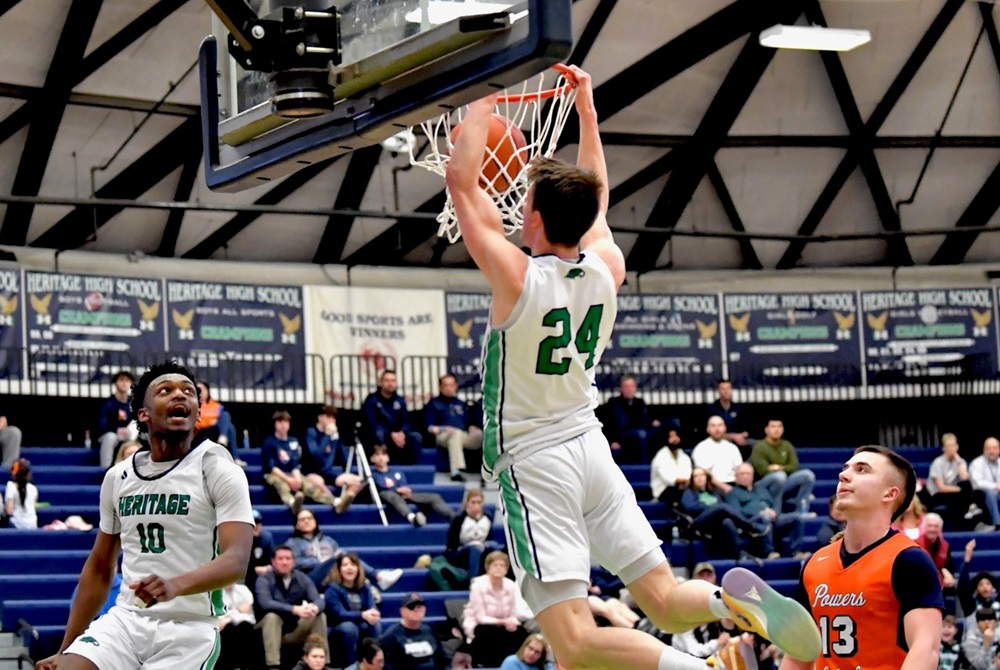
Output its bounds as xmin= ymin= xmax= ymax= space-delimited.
xmin=99 ymin=441 xmax=254 ymax=622
xmin=481 ymin=252 xmax=616 ymax=480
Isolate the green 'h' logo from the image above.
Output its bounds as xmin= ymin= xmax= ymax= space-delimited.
xmin=565 ymin=268 xmax=586 ymax=279
xmin=80 ymin=636 xmax=100 ymax=646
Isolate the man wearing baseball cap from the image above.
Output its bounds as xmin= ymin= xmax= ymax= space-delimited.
xmin=379 ymin=593 xmax=445 ymax=670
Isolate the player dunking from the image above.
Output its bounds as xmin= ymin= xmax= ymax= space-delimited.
xmin=37 ymin=361 xmax=254 ymax=670
xmin=780 ymin=446 xmax=944 ymax=670
xmin=445 ymin=65 xmax=820 ymax=670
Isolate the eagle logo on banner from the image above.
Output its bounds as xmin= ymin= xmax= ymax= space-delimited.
xmin=695 ymin=320 xmax=717 ymax=349
xmin=729 ymin=313 xmax=751 ymax=342
xmin=971 ymin=309 xmax=992 ymax=338
xmin=452 ymin=319 xmax=474 ymax=349
xmin=138 ymin=300 xmax=160 ymax=332
xmin=279 ymin=313 xmax=301 ymax=344
xmin=833 ymin=311 xmax=855 ymax=340
xmin=30 ymin=293 xmax=52 ymax=325
xmin=867 ymin=312 xmax=889 ymax=340
xmin=0 ymin=294 xmax=17 ymax=327
xmin=172 ymin=308 xmax=195 ymax=340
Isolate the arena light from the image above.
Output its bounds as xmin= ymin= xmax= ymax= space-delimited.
xmin=405 ymin=1 xmax=516 ymax=26
xmin=759 ymin=24 xmax=871 ymax=52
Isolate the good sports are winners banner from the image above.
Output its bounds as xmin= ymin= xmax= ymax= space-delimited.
xmin=723 ymin=292 xmax=862 ymax=387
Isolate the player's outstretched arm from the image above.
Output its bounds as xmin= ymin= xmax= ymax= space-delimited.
xmin=570 ymin=66 xmax=625 ymax=289
xmin=901 ymin=608 xmax=942 ymax=670
xmin=445 ymin=93 xmax=528 ymax=309
xmin=131 ymin=521 xmax=253 ymax=605
xmin=58 ymin=531 xmax=122 ymax=653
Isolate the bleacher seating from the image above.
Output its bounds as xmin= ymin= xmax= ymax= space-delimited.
xmin=0 ymin=442 xmax=991 ymax=663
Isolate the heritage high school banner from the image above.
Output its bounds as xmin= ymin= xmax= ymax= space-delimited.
xmin=861 ymin=288 xmax=998 ymax=384
xmin=0 ymin=269 xmax=22 ymax=379
xmin=603 ymin=294 xmax=722 ymax=391
xmin=445 ymin=293 xmax=491 ymax=390
xmin=306 ymin=286 xmax=447 ymax=406
xmin=24 ymin=271 xmax=164 ymax=381
xmin=165 ymin=281 xmax=307 ymax=390
xmin=723 ymin=292 xmax=862 ymax=387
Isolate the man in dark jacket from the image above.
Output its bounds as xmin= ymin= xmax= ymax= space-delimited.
xmin=601 ymin=375 xmax=658 ymax=464
xmin=362 ymin=371 xmax=421 ymax=464
xmin=726 ymin=463 xmax=806 ymax=559
xmin=380 ymin=593 xmax=445 ymax=670
xmin=425 ymin=374 xmax=483 ymax=481
xmin=255 ymin=545 xmax=328 ymax=670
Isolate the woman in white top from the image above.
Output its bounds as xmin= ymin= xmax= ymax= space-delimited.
xmin=4 ymin=458 xmax=38 ymax=529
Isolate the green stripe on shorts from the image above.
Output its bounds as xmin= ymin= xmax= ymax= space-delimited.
xmin=481 ymin=330 xmax=502 ymax=471
xmin=498 ymin=468 xmax=535 ymax=575
xmin=200 ymin=630 xmax=221 ymax=670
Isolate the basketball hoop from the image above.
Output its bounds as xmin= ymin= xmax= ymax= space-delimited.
xmin=408 ymin=64 xmax=577 ymax=243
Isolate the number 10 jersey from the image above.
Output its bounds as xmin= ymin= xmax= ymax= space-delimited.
xmin=99 ymin=441 xmax=254 ymax=622
xmin=481 ymin=252 xmax=616 ymax=481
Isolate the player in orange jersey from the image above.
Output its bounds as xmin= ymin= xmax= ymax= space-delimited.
xmin=779 ymin=445 xmax=944 ymax=670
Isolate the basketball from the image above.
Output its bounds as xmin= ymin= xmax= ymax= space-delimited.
xmin=450 ymin=113 xmax=527 ymax=192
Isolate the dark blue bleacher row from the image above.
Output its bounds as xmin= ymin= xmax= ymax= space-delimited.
xmin=1 ymin=445 xmax=995 ymax=658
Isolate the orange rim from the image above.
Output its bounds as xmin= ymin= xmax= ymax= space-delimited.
xmin=496 ymin=63 xmax=575 ymax=104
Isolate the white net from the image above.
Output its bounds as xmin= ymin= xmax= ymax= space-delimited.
xmin=408 ymin=67 xmax=577 ymax=243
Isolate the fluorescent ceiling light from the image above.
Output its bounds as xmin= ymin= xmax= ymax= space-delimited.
xmin=405 ymin=1 xmax=514 ymax=26
xmin=759 ymin=24 xmax=871 ymax=52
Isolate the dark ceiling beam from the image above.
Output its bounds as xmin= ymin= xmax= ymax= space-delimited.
xmin=0 ymin=82 xmax=198 ymax=116
xmin=181 ymin=159 xmax=339 ymax=259
xmin=313 ymin=145 xmax=383 ymax=264
xmin=706 ymin=162 xmax=762 ymax=270
xmin=0 ymin=0 xmax=190 ymax=147
xmin=807 ymin=1 xmax=912 ymax=266
xmin=627 ymin=1 xmax=796 ymax=272
xmin=567 ymin=0 xmax=617 ymax=66
xmin=31 ymin=118 xmax=200 ymax=250
xmin=777 ymin=0 xmax=965 ymax=268
xmin=930 ymin=2 xmax=1000 ymax=264
xmin=155 ymin=148 xmax=202 ymax=258
xmin=0 ymin=0 xmax=104 ymax=246
xmin=341 ymin=192 xmax=449 ymax=267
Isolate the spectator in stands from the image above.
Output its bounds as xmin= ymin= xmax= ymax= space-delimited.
xmin=918 ymin=512 xmax=956 ymax=589
xmin=649 ymin=422 xmax=691 ymax=506
xmin=958 ymin=544 xmax=1000 ymax=628
xmin=500 ymin=634 xmax=553 ymax=670
xmin=963 ymin=609 xmax=999 ymax=670
xmin=346 ymin=639 xmax=386 ymax=670
xmin=218 ymin=580 xmax=257 ymax=670
xmin=706 ymin=379 xmax=752 ymax=453
xmin=970 ymin=437 xmax=1000 ymax=530
xmin=261 ymin=410 xmax=352 ymax=515
xmin=678 ymin=467 xmax=758 ymax=559
xmin=96 ymin=370 xmax=138 ymax=468
xmin=671 ymin=563 xmax=732 ymax=658
xmin=816 ymin=495 xmax=847 ymax=547
xmin=304 ymin=405 xmax=349 ymax=481
xmin=289 ymin=508 xmax=403 ymax=592
xmin=362 ymin=370 xmax=422 ymax=465
xmin=940 ymin=614 xmax=967 ymax=670
xmin=691 ymin=415 xmax=744 ymax=494
xmin=371 ymin=445 xmax=457 ymax=527
xmin=247 ymin=508 xmax=276 ymax=593
xmin=749 ymin=419 xmax=816 ymax=515
xmin=380 ymin=593 xmax=446 ymax=670
xmin=114 ymin=440 xmax=141 ymax=465
xmin=0 ymin=405 xmax=22 ymax=470
xmin=291 ymin=635 xmax=336 ymax=670
xmin=602 ymin=374 xmax=659 ymax=464
xmin=326 ymin=552 xmax=383 ymax=667
xmin=892 ymin=496 xmax=927 ymax=540
xmin=925 ymin=433 xmax=975 ymax=528
xmin=3 ymin=457 xmax=37 ymax=529
xmin=463 ymin=551 xmax=529 ymax=668
xmin=195 ymin=380 xmax=243 ymax=465
xmin=726 ymin=462 xmax=807 ymax=559
xmin=255 ymin=545 xmax=329 ymax=670
xmin=446 ymin=488 xmax=500 ymax=577
xmin=426 ymin=373 xmax=483 ymax=481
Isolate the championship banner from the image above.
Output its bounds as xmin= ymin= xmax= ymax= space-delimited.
xmin=306 ymin=286 xmax=447 ymax=407
xmin=445 ymin=292 xmax=491 ymax=390
xmin=0 ymin=269 xmax=23 ymax=379
xmin=25 ymin=271 xmax=164 ymax=382
xmin=602 ymin=294 xmax=722 ymax=391
xmin=723 ymin=292 xmax=862 ymax=387
xmin=166 ymin=281 xmax=306 ymax=390
xmin=861 ymin=288 xmax=998 ymax=384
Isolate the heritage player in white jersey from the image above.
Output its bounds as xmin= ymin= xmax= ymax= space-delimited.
xmin=446 ymin=66 xmax=821 ymax=670
xmin=37 ymin=361 xmax=254 ymax=670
